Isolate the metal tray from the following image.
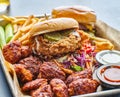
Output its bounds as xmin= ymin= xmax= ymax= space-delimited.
xmin=0 ymin=18 xmax=120 ymax=97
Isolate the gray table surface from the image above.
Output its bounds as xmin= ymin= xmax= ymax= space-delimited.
xmin=0 ymin=0 xmax=120 ymax=97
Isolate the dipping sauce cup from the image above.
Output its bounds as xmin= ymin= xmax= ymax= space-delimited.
xmin=96 ymin=65 xmax=120 ymax=89
xmin=95 ymin=50 xmax=120 ymax=65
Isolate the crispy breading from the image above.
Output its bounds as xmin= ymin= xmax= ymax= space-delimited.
xmin=50 ymin=78 xmax=69 ymax=97
xmin=14 ymin=64 xmax=33 ymax=83
xmin=32 ymin=33 xmax=81 ymax=58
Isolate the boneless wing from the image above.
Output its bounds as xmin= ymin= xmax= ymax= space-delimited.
xmin=50 ymin=78 xmax=69 ymax=97
xmin=2 ymin=41 xmax=22 ymax=64
xmin=68 ymin=78 xmax=99 ymax=96
xmin=14 ymin=64 xmax=33 ymax=83
xmin=22 ymin=78 xmax=48 ymax=92
xmin=19 ymin=55 xmax=41 ymax=79
xmin=31 ymin=85 xmax=53 ymax=97
xmin=38 ymin=62 xmax=66 ymax=81
xmin=14 ymin=55 xmax=42 ymax=83
xmin=21 ymin=46 xmax=32 ymax=58
xmin=66 ymin=69 xmax=92 ymax=85
xmin=2 ymin=41 xmax=31 ymax=64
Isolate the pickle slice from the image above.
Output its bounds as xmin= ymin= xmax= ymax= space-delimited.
xmin=60 ymin=29 xmax=74 ymax=36
xmin=44 ymin=32 xmax=62 ymax=41
xmin=44 ymin=29 xmax=74 ymax=41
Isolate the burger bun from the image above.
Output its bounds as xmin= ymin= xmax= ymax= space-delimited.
xmin=29 ymin=18 xmax=79 ymax=37
xmin=52 ymin=5 xmax=96 ymax=24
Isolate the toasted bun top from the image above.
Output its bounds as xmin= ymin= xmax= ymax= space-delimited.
xmin=29 ymin=18 xmax=79 ymax=36
xmin=52 ymin=5 xmax=96 ymax=24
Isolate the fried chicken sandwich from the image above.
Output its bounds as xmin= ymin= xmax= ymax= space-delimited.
xmin=28 ymin=18 xmax=81 ymax=58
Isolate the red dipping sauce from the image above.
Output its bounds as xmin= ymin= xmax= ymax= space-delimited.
xmin=97 ymin=65 xmax=120 ymax=88
xmin=101 ymin=66 xmax=120 ymax=83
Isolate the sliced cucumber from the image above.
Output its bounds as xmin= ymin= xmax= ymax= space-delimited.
xmin=5 ymin=23 xmax=14 ymax=43
xmin=0 ymin=26 xmax=6 ymax=48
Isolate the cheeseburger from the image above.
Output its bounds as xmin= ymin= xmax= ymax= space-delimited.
xmin=29 ymin=18 xmax=81 ymax=58
xmin=52 ymin=5 xmax=96 ymax=31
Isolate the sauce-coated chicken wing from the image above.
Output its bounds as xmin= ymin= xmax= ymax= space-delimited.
xmin=14 ymin=64 xmax=33 ymax=83
xmin=68 ymin=78 xmax=99 ymax=96
xmin=3 ymin=41 xmax=31 ymax=63
xmin=19 ymin=55 xmax=41 ymax=79
xmin=66 ymin=69 xmax=92 ymax=85
xmin=50 ymin=78 xmax=69 ymax=97
xmin=38 ymin=62 xmax=66 ymax=81
xmin=22 ymin=78 xmax=48 ymax=92
xmin=31 ymin=85 xmax=53 ymax=97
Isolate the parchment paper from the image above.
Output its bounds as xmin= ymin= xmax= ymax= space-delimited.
xmin=95 ymin=20 xmax=120 ymax=50
xmin=0 ymin=19 xmax=120 ymax=97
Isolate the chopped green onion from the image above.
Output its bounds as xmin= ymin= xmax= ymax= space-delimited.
xmin=70 ymin=65 xmax=83 ymax=71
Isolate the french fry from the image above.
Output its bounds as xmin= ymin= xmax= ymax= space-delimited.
xmin=13 ymin=24 xmax=19 ymax=34
xmin=2 ymin=15 xmax=16 ymax=22
xmin=53 ymin=59 xmax=73 ymax=74
xmin=20 ymin=24 xmax=33 ymax=32
xmin=18 ymin=20 xmax=38 ymax=42
xmin=20 ymin=18 xmax=37 ymax=32
xmin=86 ymin=62 xmax=90 ymax=69
xmin=18 ymin=32 xmax=30 ymax=42
xmin=11 ymin=15 xmax=34 ymax=41
xmin=12 ymin=18 xmax=26 ymax=25
xmin=22 ymin=39 xmax=30 ymax=45
xmin=15 ymin=16 xmax=28 ymax=19
xmin=32 ymin=18 xmax=39 ymax=23
xmin=18 ymin=18 xmax=39 ymax=42
xmin=3 ymin=15 xmax=43 ymax=43
xmin=11 ymin=30 xmax=22 ymax=41
xmin=22 ymin=15 xmax=34 ymax=27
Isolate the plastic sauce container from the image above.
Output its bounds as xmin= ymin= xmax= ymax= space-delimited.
xmin=95 ymin=50 xmax=120 ymax=65
xmin=96 ymin=65 xmax=120 ymax=89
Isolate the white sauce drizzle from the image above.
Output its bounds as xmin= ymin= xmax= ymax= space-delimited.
xmin=71 ymin=31 xmax=80 ymax=37
xmin=102 ymin=53 xmax=120 ymax=63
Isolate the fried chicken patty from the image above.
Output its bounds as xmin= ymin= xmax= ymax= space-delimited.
xmin=32 ymin=33 xmax=81 ymax=58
